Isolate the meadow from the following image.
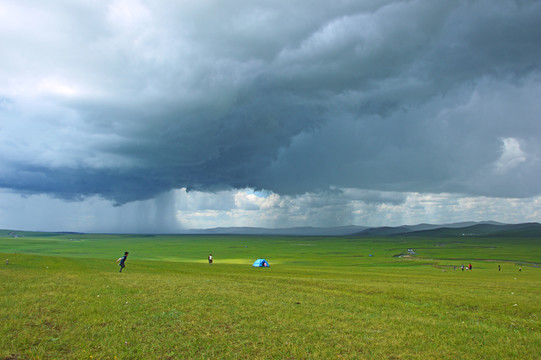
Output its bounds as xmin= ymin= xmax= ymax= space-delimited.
xmin=1 ymin=231 xmax=540 ymax=359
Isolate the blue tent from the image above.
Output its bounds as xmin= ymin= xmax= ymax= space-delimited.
xmin=253 ymin=259 xmax=269 ymax=267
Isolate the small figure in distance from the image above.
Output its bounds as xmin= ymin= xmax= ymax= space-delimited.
xmin=498 ymin=264 xmax=501 ymax=271
xmin=469 ymin=263 xmax=472 ymax=271
xmin=208 ymin=253 xmax=213 ymax=265
xmin=519 ymin=267 xmax=522 ymax=272
xmin=461 ymin=264 xmax=464 ymax=271
xmin=117 ymin=252 xmax=129 ymax=273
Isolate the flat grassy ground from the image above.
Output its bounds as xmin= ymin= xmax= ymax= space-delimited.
xmin=1 ymin=232 xmax=540 ymax=359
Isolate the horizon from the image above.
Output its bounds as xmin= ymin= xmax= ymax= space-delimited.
xmin=4 ymin=220 xmax=540 ymax=236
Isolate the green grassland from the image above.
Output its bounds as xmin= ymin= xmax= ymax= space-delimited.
xmin=1 ymin=231 xmax=540 ymax=359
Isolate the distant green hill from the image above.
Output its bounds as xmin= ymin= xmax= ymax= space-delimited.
xmin=396 ymin=222 xmax=541 ymax=238
xmin=353 ymin=226 xmax=412 ymax=236
xmin=0 ymin=229 xmax=86 ymax=238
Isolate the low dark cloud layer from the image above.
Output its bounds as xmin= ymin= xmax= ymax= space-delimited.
xmin=1 ymin=0 xmax=541 ymax=206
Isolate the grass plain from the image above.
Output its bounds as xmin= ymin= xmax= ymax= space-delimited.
xmin=1 ymin=230 xmax=540 ymax=359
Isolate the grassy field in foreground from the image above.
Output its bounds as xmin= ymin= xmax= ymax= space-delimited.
xmin=1 ymin=232 xmax=540 ymax=359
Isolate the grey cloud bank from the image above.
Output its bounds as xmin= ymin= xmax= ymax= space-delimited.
xmin=1 ymin=0 xmax=541 ymax=231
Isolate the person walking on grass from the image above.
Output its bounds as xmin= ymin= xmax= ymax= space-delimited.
xmin=117 ymin=251 xmax=129 ymax=273
xmin=208 ymin=253 xmax=213 ymax=265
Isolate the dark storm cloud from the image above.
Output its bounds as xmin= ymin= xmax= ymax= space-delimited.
xmin=1 ymin=0 xmax=541 ymax=204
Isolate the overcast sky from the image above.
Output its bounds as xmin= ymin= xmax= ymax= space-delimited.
xmin=1 ymin=0 xmax=541 ymax=233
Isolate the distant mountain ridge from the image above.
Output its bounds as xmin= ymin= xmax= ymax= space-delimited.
xmin=391 ymin=222 xmax=541 ymax=238
xmin=181 ymin=225 xmax=368 ymax=236
xmin=3 ymin=221 xmax=540 ymax=237
xmin=181 ymin=221 xmax=540 ymax=237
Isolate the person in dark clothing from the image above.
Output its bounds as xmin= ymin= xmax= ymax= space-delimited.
xmin=117 ymin=252 xmax=129 ymax=272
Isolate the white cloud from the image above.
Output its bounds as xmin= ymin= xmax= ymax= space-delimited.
xmin=1 ymin=187 xmax=541 ymax=232
xmin=233 ymin=190 xmax=281 ymax=210
xmin=107 ymin=0 xmax=151 ymax=31
xmin=494 ymin=137 xmax=526 ymax=174
xmin=37 ymin=78 xmax=78 ymax=97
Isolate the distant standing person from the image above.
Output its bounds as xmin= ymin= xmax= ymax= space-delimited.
xmin=469 ymin=263 xmax=472 ymax=271
xmin=208 ymin=254 xmax=213 ymax=265
xmin=117 ymin=252 xmax=129 ymax=273
xmin=498 ymin=264 xmax=501 ymax=271
xmin=461 ymin=264 xmax=464 ymax=271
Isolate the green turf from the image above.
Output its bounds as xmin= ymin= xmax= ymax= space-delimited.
xmin=1 ymin=231 xmax=540 ymax=359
